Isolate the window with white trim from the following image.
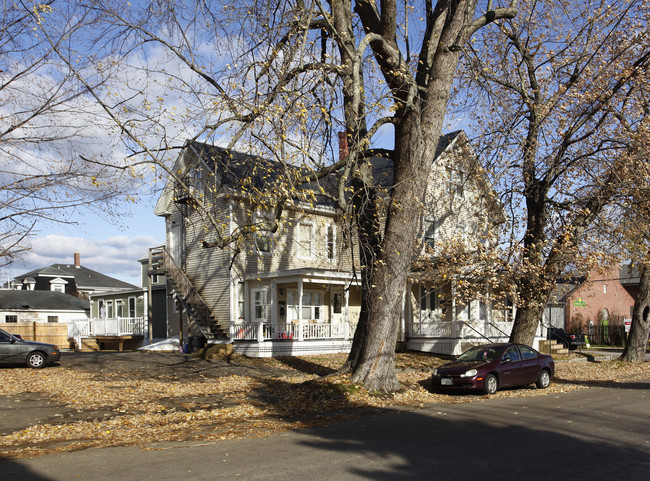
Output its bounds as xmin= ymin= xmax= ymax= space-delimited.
xmin=423 ymin=219 xmax=436 ymax=251
xmin=107 ymin=300 xmax=114 ymax=318
xmin=48 ymin=316 xmax=58 ymax=323
xmin=447 ymin=167 xmax=465 ymax=198
xmin=254 ymin=213 xmax=272 ymax=254
xmin=128 ymin=297 xmax=136 ymax=318
xmin=287 ymin=290 xmax=322 ymax=321
xmin=252 ymin=288 xmax=267 ymax=320
xmin=326 ymin=224 xmax=336 ymax=261
xmin=298 ymin=222 xmax=314 ymax=258
xmin=5 ymin=315 xmax=17 ymax=323
xmin=237 ymin=283 xmax=246 ymax=319
xmin=116 ymin=300 xmax=124 ymax=317
xmin=419 ymin=286 xmax=439 ymax=322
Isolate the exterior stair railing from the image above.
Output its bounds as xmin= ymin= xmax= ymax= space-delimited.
xmin=150 ymin=246 xmax=228 ymax=340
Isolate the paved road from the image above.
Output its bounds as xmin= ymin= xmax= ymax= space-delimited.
xmin=2 ymin=379 xmax=649 ymax=481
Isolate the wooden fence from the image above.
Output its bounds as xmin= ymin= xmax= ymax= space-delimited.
xmin=0 ymin=322 xmax=69 ymax=349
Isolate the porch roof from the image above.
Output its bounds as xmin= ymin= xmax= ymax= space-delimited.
xmin=244 ymin=268 xmax=360 ymax=286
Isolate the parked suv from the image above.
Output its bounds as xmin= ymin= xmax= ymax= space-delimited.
xmin=549 ymin=327 xmax=586 ymax=351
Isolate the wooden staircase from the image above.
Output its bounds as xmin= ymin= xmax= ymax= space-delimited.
xmin=150 ymin=246 xmax=229 ymax=342
xmin=538 ymin=339 xmax=569 ymax=356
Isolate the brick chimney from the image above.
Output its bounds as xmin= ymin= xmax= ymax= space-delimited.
xmin=74 ymin=252 xmax=80 ymax=268
xmin=338 ymin=131 xmax=349 ymax=160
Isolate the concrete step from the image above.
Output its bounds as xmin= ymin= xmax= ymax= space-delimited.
xmin=539 ymin=340 xmax=569 ymax=355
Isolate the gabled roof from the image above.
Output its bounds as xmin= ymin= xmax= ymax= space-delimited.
xmin=155 ymin=131 xmax=472 ymax=216
xmin=0 ymin=290 xmax=89 ymax=311
xmin=13 ymin=264 xmax=137 ymax=291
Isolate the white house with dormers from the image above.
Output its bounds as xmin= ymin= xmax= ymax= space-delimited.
xmin=151 ymin=132 xmax=540 ymax=357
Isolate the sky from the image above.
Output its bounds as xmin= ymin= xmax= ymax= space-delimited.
xmin=6 ymin=198 xmax=165 ymax=288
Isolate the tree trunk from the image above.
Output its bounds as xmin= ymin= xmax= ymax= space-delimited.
xmin=621 ymin=262 xmax=650 ymax=362
xmin=347 ymin=115 xmax=434 ymax=391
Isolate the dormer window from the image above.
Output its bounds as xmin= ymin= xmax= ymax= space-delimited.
xmin=50 ymin=278 xmax=68 ymax=293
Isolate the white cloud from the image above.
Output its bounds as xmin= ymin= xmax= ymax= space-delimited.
xmin=9 ymin=234 xmax=162 ymax=287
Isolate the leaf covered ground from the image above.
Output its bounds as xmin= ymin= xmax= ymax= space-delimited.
xmin=0 ymin=350 xmax=647 ymax=459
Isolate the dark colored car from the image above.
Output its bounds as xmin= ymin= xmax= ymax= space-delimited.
xmin=431 ymin=343 xmax=554 ymax=395
xmin=0 ymin=328 xmax=61 ymax=368
xmin=549 ymin=327 xmax=586 ymax=350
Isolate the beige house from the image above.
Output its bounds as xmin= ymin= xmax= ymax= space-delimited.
xmin=153 ymin=131 xmax=527 ymax=357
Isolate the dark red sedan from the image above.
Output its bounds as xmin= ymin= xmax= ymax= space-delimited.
xmin=431 ymin=343 xmax=554 ymax=395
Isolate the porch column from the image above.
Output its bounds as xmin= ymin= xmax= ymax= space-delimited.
xmin=297 ymin=279 xmax=304 ymax=341
xmin=344 ymin=286 xmax=350 ymax=340
xmin=451 ymin=276 xmax=458 ymax=338
xmin=270 ymin=281 xmax=277 ymax=324
xmin=297 ymin=279 xmax=304 ymax=323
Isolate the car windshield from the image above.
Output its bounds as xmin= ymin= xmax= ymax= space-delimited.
xmin=457 ymin=346 xmax=500 ymax=363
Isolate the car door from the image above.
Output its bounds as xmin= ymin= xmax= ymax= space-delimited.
xmin=518 ymin=344 xmax=542 ymax=384
xmin=0 ymin=330 xmax=24 ymax=364
xmin=497 ymin=345 xmax=524 ymax=387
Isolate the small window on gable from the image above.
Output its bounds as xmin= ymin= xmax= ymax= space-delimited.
xmin=447 ymin=167 xmax=465 ymax=198
xmin=423 ymin=220 xmax=436 ymax=251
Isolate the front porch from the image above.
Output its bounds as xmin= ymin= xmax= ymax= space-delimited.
xmin=226 ymin=320 xmax=356 ymax=357
xmin=68 ymin=317 xmax=146 ymax=351
xmin=407 ymin=320 xmax=546 ymax=356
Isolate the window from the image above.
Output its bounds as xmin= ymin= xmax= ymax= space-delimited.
xmin=51 ymin=284 xmax=65 ymax=293
xmin=287 ymin=290 xmax=322 ymax=321
xmin=254 ymin=214 xmax=272 ymax=253
xmin=107 ymin=301 xmax=114 ymax=318
xmin=116 ymin=300 xmax=124 ymax=318
xmin=48 ymin=316 xmax=59 ymax=323
xmin=252 ymin=289 xmax=267 ymax=320
xmin=519 ymin=345 xmax=537 ymax=360
xmin=333 ymin=293 xmax=343 ymax=314
xmin=503 ymin=346 xmax=521 ymax=362
xmin=447 ymin=167 xmax=465 ymax=198
xmin=419 ymin=286 xmax=439 ymax=322
xmin=99 ymin=300 xmax=106 ymax=318
xmin=5 ymin=315 xmax=17 ymax=323
xmin=128 ymin=297 xmax=136 ymax=318
xmin=326 ymin=224 xmax=336 ymax=260
xmin=423 ymin=220 xmax=436 ymax=251
xmin=603 ymin=284 xmax=607 ymax=294
xmin=298 ymin=222 xmax=314 ymax=258
xmin=237 ymin=283 xmax=246 ymax=319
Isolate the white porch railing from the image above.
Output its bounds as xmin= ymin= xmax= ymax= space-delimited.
xmin=230 ymin=321 xmax=357 ymax=342
xmin=409 ymin=320 xmax=544 ymax=340
xmin=68 ymin=317 xmax=146 ymax=341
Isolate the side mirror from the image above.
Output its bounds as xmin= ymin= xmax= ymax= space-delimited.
xmin=10 ymin=338 xmax=16 ymax=344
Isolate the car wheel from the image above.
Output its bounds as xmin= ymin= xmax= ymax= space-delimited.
xmin=483 ymin=374 xmax=498 ymax=395
xmin=26 ymin=351 xmax=46 ymax=369
xmin=536 ymin=369 xmax=551 ymax=389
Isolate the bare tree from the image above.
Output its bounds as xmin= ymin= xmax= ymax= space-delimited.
xmin=33 ymin=0 xmax=518 ymax=391
xmin=0 ymin=0 xmax=129 ymax=268
xmin=453 ymin=0 xmax=650 ymax=345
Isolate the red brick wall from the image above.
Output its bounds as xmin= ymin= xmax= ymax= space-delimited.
xmin=566 ymin=268 xmax=636 ymax=332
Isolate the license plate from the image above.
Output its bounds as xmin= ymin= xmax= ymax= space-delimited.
xmin=441 ymin=378 xmax=453 ymax=386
